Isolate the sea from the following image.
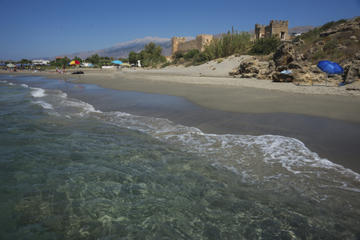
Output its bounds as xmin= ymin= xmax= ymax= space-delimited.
xmin=0 ymin=74 xmax=359 ymax=239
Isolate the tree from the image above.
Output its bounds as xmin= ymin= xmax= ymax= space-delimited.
xmin=128 ymin=51 xmax=138 ymax=64
xmin=19 ymin=59 xmax=31 ymax=64
xmin=73 ymin=56 xmax=82 ymax=62
xmin=86 ymin=54 xmax=100 ymax=65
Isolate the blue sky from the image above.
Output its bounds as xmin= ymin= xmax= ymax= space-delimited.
xmin=1 ymin=0 xmax=359 ymax=60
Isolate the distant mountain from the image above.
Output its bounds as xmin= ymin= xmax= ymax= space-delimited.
xmin=288 ymin=26 xmax=314 ymax=34
xmin=64 ymin=37 xmax=173 ymax=59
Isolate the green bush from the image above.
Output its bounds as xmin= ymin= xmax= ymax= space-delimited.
xmin=250 ymin=37 xmax=281 ymax=55
xmin=184 ymin=49 xmax=200 ymax=60
xmin=203 ymin=31 xmax=252 ymax=60
xmin=193 ymin=52 xmax=210 ymax=65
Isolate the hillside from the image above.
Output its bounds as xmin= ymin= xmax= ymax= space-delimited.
xmin=296 ymin=17 xmax=360 ymax=64
xmin=234 ymin=17 xmax=360 ymax=85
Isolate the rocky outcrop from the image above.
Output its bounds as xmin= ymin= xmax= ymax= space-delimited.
xmin=231 ymin=57 xmax=275 ymax=79
xmin=231 ymin=17 xmax=360 ymax=85
xmin=343 ymin=52 xmax=360 ymax=83
xmin=320 ymin=18 xmax=360 ymax=37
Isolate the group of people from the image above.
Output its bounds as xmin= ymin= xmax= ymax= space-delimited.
xmin=55 ymin=66 xmax=66 ymax=74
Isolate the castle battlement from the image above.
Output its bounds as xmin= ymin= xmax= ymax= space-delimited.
xmin=255 ymin=24 xmax=265 ymax=28
xmin=270 ymin=20 xmax=288 ymax=27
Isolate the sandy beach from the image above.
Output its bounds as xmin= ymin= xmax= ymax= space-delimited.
xmin=14 ymin=56 xmax=359 ymax=122
xmin=5 ymin=56 xmax=360 ymax=123
xmin=2 ymin=57 xmax=360 ymax=172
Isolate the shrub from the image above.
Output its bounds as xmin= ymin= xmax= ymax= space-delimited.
xmin=184 ymin=49 xmax=200 ymax=60
xmin=161 ymin=62 xmax=171 ymax=68
xmin=250 ymin=37 xmax=281 ymax=55
xmin=193 ymin=52 xmax=210 ymax=65
xmin=202 ymin=31 xmax=252 ymax=60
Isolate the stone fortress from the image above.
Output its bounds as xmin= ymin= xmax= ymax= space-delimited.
xmin=170 ymin=20 xmax=289 ymax=56
xmin=255 ymin=20 xmax=289 ymax=41
xmin=171 ymin=34 xmax=213 ymax=55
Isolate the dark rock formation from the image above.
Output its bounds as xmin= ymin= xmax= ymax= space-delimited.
xmin=233 ymin=57 xmax=275 ymax=79
xmin=343 ymin=53 xmax=360 ymax=83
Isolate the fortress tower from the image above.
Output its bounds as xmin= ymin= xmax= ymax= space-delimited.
xmin=255 ymin=20 xmax=289 ymax=41
xmin=171 ymin=37 xmax=187 ymax=55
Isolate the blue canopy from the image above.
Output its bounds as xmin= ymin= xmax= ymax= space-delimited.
xmin=111 ymin=60 xmax=123 ymax=65
xmin=317 ymin=61 xmax=344 ymax=75
xmin=0 ymin=63 xmax=5 ymax=66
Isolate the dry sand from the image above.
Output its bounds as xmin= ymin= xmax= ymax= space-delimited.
xmin=2 ymin=55 xmax=360 ymax=124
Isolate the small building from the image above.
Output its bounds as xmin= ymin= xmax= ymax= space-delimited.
xmin=80 ymin=62 xmax=94 ymax=67
xmin=255 ymin=20 xmax=289 ymax=41
xmin=32 ymin=59 xmax=50 ymax=65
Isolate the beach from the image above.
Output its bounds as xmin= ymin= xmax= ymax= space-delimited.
xmin=2 ymin=58 xmax=360 ymax=173
xmin=1 ymin=70 xmax=360 ymax=239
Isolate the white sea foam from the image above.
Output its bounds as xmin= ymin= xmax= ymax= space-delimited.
xmin=20 ymin=83 xmax=29 ymax=88
xmin=62 ymin=99 xmax=102 ymax=115
xmin=0 ymin=80 xmax=8 ymax=83
xmin=97 ymin=110 xmax=360 ymax=195
xmin=33 ymin=100 xmax=53 ymax=109
xmin=30 ymin=87 xmax=46 ymax=98
xmin=19 ymin=85 xmax=360 ymax=194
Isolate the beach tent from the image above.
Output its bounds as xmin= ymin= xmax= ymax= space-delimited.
xmin=111 ymin=60 xmax=123 ymax=65
xmin=317 ymin=61 xmax=344 ymax=75
xmin=0 ymin=63 xmax=6 ymax=66
xmin=69 ymin=60 xmax=80 ymax=66
xmin=317 ymin=60 xmax=344 ymax=86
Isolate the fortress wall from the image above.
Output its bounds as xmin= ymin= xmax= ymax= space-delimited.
xmin=171 ymin=34 xmax=213 ymax=55
xmin=177 ymin=39 xmax=199 ymax=53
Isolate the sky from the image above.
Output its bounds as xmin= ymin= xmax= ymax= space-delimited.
xmin=0 ymin=0 xmax=359 ymax=60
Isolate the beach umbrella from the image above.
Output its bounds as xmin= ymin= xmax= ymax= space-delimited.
xmin=69 ymin=60 xmax=80 ymax=66
xmin=111 ymin=60 xmax=123 ymax=65
xmin=6 ymin=63 xmax=15 ymax=68
xmin=317 ymin=60 xmax=344 ymax=86
xmin=0 ymin=63 xmax=5 ymax=66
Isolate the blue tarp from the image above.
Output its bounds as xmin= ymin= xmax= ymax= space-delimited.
xmin=317 ymin=60 xmax=344 ymax=75
xmin=281 ymin=70 xmax=292 ymax=75
xmin=111 ymin=60 xmax=123 ymax=65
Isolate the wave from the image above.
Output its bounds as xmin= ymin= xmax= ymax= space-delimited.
xmin=20 ymin=86 xmax=360 ymax=194
xmin=33 ymin=100 xmax=54 ymax=109
xmin=30 ymin=87 xmax=46 ymax=98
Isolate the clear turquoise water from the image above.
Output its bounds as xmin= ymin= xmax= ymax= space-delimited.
xmin=1 ymin=76 xmax=360 ymax=239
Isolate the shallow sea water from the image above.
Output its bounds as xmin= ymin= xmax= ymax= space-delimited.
xmin=0 ymin=75 xmax=360 ymax=239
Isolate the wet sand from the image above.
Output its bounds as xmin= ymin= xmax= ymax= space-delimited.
xmin=68 ymin=86 xmax=360 ymax=173
xmin=52 ymin=69 xmax=360 ymax=124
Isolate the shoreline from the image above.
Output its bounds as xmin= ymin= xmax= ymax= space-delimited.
xmin=2 ymin=71 xmax=360 ymax=173
xmin=2 ymin=64 xmax=360 ymax=124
